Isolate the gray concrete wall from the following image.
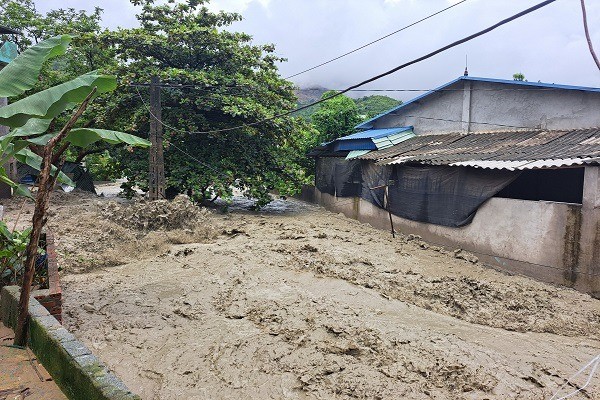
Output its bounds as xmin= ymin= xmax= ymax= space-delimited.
xmin=578 ymin=166 xmax=600 ymax=297
xmin=305 ymin=186 xmax=599 ymax=297
xmin=372 ymin=79 xmax=600 ymax=134
xmin=1 ymin=286 xmax=140 ymax=400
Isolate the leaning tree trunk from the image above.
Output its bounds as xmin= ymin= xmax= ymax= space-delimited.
xmin=13 ymin=88 xmax=96 ymax=346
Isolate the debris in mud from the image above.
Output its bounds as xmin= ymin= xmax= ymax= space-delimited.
xmin=99 ymin=195 xmax=210 ymax=231
xmin=301 ymin=244 xmax=318 ymax=253
xmin=57 ymin=195 xmax=600 ymax=400
xmin=453 ymin=249 xmax=479 ymax=264
xmin=175 ymin=248 xmax=194 ymax=257
xmin=222 ymin=228 xmax=247 ymax=237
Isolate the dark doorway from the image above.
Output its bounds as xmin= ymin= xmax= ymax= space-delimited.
xmin=495 ymin=168 xmax=584 ymax=204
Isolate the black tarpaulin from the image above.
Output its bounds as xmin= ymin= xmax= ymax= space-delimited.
xmin=387 ymin=165 xmax=520 ymax=227
xmin=315 ymin=157 xmax=362 ymax=197
xmin=315 ymin=157 xmax=336 ymax=195
xmin=314 ymin=157 xmax=519 ymax=227
xmin=360 ymin=162 xmax=391 ymax=208
xmin=334 ymin=159 xmax=362 ymax=197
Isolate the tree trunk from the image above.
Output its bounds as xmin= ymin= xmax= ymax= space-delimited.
xmin=13 ymin=145 xmax=59 ymax=346
xmin=13 ymin=88 xmax=97 ymax=346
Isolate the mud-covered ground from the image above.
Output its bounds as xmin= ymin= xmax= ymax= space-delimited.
xmin=2 ymin=190 xmax=600 ymax=399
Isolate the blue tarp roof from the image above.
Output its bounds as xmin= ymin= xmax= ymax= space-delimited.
xmin=355 ymin=76 xmax=600 ymax=130
xmin=336 ymin=126 xmax=413 ymax=141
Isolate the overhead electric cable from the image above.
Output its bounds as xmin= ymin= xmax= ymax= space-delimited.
xmin=139 ymin=0 xmax=558 ymax=135
xmin=284 ymin=0 xmax=468 ymax=79
xmin=131 ymin=82 xmax=581 ymax=93
xmin=399 ymin=115 xmax=538 ymax=129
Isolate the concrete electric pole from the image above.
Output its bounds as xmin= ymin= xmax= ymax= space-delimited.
xmin=148 ymin=76 xmax=166 ymax=200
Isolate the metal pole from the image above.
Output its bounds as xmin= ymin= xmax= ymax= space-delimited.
xmin=149 ymin=76 xmax=165 ymax=200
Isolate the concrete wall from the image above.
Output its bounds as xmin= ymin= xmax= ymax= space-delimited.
xmin=1 ymin=286 xmax=140 ymax=400
xmin=372 ymin=79 xmax=600 ymax=134
xmin=302 ymin=185 xmax=599 ymax=297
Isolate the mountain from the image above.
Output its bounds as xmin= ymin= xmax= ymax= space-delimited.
xmin=294 ymin=87 xmax=329 ymax=120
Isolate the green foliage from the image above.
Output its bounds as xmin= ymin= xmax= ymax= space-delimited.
xmin=0 ymin=72 xmax=117 ymax=127
xmin=88 ymin=0 xmax=311 ymax=205
xmin=0 ymin=0 xmax=323 ymax=202
xmin=0 ymin=34 xmax=150 ymax=198
xmin=0 ymin=221 xmax=33 ymax=285
xmin=311 ymin=90 xmax=361 ymax=144
xmin=355 ymin=95 xmax=401 ymax=120
xmin=0 ymin=0 xmax=119 ymax=163
xmin=513 ymin=72 xmax=526 ymax=81
xmin=0 ymin=35 xmax=71 ymax=97
xmin=84 ymin=151 xmax=121 ymax=182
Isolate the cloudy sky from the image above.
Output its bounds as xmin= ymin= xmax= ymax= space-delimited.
xmin=35 ymin=0 xmax=600 ymax=101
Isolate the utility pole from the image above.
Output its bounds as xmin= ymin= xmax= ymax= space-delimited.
xmin=148 ymin=76 xmax=165 ymax=200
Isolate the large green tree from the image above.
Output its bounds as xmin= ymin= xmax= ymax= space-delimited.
xmin=311 ymin=90 xmax=361 ymax=145
xmin=355 ymin=95 xmax=401 ymax=120
xmin=2 ymin=0 xmax=312 ymax=205
xmin=91 ymin=0 xmax=311 ymax=205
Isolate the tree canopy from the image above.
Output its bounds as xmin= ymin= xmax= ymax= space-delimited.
xmin=311 ymin=90 xmax=361 ymax=145
xmin=1 ymin=0 xmax=314 ymax=206
xmin=355 ymin=95 xmax=401 ymax=120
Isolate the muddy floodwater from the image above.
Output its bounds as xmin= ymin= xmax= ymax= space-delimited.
xmin=3 ymin=191 xmax=600 ymax=399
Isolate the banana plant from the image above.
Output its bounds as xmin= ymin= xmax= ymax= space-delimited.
xmin=0 ymin=35 xmax=151 ymax=346
xmin=0 ymin=221 xmax=33 ymax=286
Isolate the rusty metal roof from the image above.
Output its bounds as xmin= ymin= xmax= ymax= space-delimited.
xmin=0 ymin=26 xmax=20 ymax=35
xmin=358 ymin=128 xmax=600 ymax=170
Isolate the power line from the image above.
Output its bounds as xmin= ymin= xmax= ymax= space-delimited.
xmin=398 ymin=115 xmax=537 ymax=130
xmin=132 ymin=82 xmax=582 ymax=93
xmin=284 ymin=1 xmax=469 ymax=79
xmin=139 ymin=0 xmax=558 ymax=136
xmin=134 ymin=85 xmax=232 ymax=179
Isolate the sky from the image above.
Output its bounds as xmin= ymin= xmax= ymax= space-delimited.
xmin=34 ymin=0 xmax=600 ymax=101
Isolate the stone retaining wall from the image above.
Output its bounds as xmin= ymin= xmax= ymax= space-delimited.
xmin=34 ymin=231 xmax=63 ymax=323
xmin=0 ymin=286 xmax=139 ymax=400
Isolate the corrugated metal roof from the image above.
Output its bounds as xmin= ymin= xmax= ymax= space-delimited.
xmin=372 ymin=129 xmax=415 ymax=150
xmin=337 ymin=127 xmax=413 ymax=140
xmin=355 ymin=76 xmax=600 ymax=130
xmin=333 ymin=139 xmax=377 ymax=151
xmin=324 ymin=127 xmax=415 ymax=153
xmin=358 ymin=128 xmax=600 ymax=170
xmin=346 ymin=150 xmax=371 ymax=160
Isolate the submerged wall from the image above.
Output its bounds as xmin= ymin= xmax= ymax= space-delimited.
xmin=300 ymin=185 xmax=599 ymax=297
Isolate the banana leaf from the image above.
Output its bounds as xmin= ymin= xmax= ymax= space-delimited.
xmin=0 ymin=35 xmax=72 ymax=98
xmin=0 ymin=72 xmax=117 ymax=128
xmin=13 ymin=148 xmax=75 ymax=187
xmin=66 ymin=128 xmax=151 ymax=148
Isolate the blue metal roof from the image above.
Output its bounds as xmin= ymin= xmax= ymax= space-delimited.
xmin=337 ymin=126 xmax=413 ymax=140
xmin=355 ymin=76 xmax=600 ymax=130
xmin=333 ymin=139 xmax=377 ymax=152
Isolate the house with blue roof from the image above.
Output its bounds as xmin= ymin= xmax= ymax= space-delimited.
xmin=306 ymin=74 xmax=600 ymax=298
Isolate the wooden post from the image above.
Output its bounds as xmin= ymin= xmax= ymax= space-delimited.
xmin=384 ymin=185 xmax=396 ymax=238
xmin=148 ymin=76 xmax=165 ymax=200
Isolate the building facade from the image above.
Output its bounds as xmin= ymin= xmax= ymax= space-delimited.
xmin=307 ymin=76 xmax=600 ymax=297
